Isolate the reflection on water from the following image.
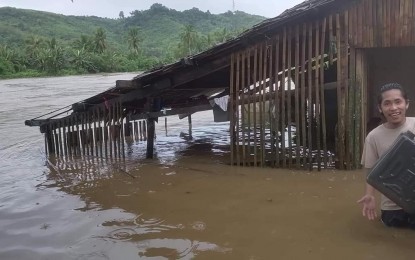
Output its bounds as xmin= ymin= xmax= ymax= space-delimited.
xmin=1 ymin=74 xmax=415 ymax=260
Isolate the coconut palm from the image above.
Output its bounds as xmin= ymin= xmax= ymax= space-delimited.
xmin=127 ymin=27 xmax=141 ymax=55
xmin=179 ymin=24 xmax=199 ymax=56
xmin=94 ymin=27 xmax=107 ymax=54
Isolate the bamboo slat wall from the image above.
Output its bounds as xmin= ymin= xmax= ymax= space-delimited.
xmin=229 ymin=4 xmax=373 ymax=170
xmin=349 ymin=0 xmax=415 ymax=48
xmin=43 ymin=103 xmax=149 ymax=159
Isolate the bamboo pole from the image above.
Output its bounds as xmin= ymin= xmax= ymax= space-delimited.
xmin=336 ymin=13 xmax=345 ymax=169
xmin=88 ymin=112 xmax=93 ymax=156
xmin=117 ymin=102 xmax=122 ymax=158
xmin=53 ymin=124 xmax=59 ymax=156
xmin=267 ymin=42 xmax=274 ymax=167
xmin=320 ymin=17 xmax=328 ymax=169
xmin=281 ymin=27 xmax=287 ymax=168
xmin=287 ymin=27 xmax=293 ymax=168
xmin=236 ymin=52 xmax=241 ymax=166
xmin=230 ymin=53 xmax=235 ymax=166
xmin=75 ymin=114 xmax=81 ymax=156
xmin=93 ymin=109 xmax=98 ymax=156
xmin=63 ymin=118 xmax=67 ymax=157
xmin=258 ymin=44 xmax=264 ymax=167
xmin=143 ymin=120 xmax=147 ymax=141
xmin=344 ymin=11 xmax=351 ymax=170
xmin=307 ymin=22 xmax=313 ymax=171
xmin=247 ymin=48 xmax=252 ymax=165
xmin=253 ymin=47 xmax=258 ymax=166
xmin=301 ymin=24 xmax=307 ymax=169
xmin=140 ymin=120 xmax=144 ymax=141
xmin=104 ymin=107 xmax=112 ymax=159
xmin=329 ymin=15 xmax=334 ymax=65
xmin=112 ymin=103 xmax=117 ymax=158
xmin=58 ymin=121 xmax=63 ymax=157
xmin=98 ymin=108 xmax=103 ymax=158
xmin=120 ymin=103 xmax=125 ymax=159
xmin=294 ymin=25 xmax=301 ymax=169
xmin=262 ymin=43 xmax=268 ymax=166
xmin=274 ymin=35 xmax=281 ymax=168
xmin=315 ymin=20 xmax=321 ymax=171
xmin=241 ymin=50 xmax=247 ymax=166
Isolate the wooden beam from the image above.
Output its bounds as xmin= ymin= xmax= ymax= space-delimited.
xmin=130 ymin=104 xmax=213 ymax=121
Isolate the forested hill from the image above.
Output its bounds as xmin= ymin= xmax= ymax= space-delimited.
xmin=0 ymin=4 xmax=266 ymax=78
xmin=0 ymin=4 xmax=265 ymax=56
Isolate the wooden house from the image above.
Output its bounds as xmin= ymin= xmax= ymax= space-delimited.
xmin=26 ymin=0 xmax=415 ymax=170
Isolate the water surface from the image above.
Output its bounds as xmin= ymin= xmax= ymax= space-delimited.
xmin=0 ymin=74 xmax=414 ymax=260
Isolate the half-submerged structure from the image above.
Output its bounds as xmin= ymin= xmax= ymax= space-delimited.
xmin=26 ymin=0 xmax=415 ymax=170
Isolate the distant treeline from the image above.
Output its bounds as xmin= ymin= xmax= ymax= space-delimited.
xmin=0 ymin=4 xmax=265 ymax=78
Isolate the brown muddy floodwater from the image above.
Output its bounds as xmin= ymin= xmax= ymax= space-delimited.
xmin=0 ymin=73 xmax=414 ymax=260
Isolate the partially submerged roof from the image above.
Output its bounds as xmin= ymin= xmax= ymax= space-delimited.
xmin=26 ymin=0 xmax=349 ymax=127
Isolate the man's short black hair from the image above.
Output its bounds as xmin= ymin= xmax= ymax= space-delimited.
xmin=377 ymin=83 xmax=408 ymax=105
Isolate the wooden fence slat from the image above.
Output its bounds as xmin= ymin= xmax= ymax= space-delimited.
xmin=301 ymin=24 xmax=307 ymax=169
xmin=307 ymin=22 xmax=313 ymax=171
xmin=247 ymin=49 xmax=252 ymax=166
xmin=230 ymin=53 xmax=235 ymax=166
xmin=320 ymin=17 xmax=328 ymax=169
xmin=236 ymin=52 xmax=241 ymax=166
xmin=315 ymin=20 xmax=321 ymax=171
xmin=282 ymin=27 xmax=287 ymax=168
xmin=274 ymin=36 xmax=281 ymax=168
xmin=253 ymin=47 xmax=258 ymax=167
xmin=294 ymin=25 xmax=301 ymax=169
xmin=241 ymin=50 xmax=247 ymax=166
xmin=287 ymin=27 xmax=293 ymax=168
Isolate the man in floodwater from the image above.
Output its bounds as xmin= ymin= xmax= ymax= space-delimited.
xmin=358 ymin=83 xmax=415 ymax=228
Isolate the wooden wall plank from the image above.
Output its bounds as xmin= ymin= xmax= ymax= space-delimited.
xmin=301 ymin=24 xmax=307 ymax=169
xmin=315 ymin=20 xmax=321 ymax=171
xmin=320 ymin=18 xmax=328 ymax=168
xmin=294 ymin=25 xmax=301 ymax=169
xmin=287 ymin=27 xmax=293 ymax=168
xmin=274 ymin=36 xmax=281 ymax=168
xmin=230 ymin=53 xmax=235 ymax=165
xmin=236 ymin=52 xmax=241 ymax=166
xmin=282 ymin=27 xmax=287 ymax=168
xmin=307 ymin=22 xmax=313 ymax=170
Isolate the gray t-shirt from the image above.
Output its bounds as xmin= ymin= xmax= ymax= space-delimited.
xmin=362 ymin=117 xmax=415 ymax=210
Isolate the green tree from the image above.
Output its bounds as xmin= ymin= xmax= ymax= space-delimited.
xmin=178 ymin=24 xmax=199 ymax=57
xmin=127 ymin=27 xmax=141 ymax=55
xmin=94 ymin=27 xmax=107 ymax=54
xmin=73 ymin=35 xmax=94 ymax=52
xmin=119 ymin=11 xmax=125 ymax=19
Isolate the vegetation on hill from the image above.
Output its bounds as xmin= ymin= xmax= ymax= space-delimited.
xmin=0 ymin=4 xmax=265 ymax=78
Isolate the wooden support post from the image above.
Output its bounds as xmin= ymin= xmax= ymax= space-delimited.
xmin=146 ymin=118 xmax=156 ymax=159
xmin=253 ymin=47 xmax=258 ymax=167
xmin=230 ymin=53 xmax=235 ymax=166
xmin=274 ymin=35 xmax=280 ymax=168
xmin=236 ymin=51 xmax=241 ymax=167
xmin=188 ymin=114 xmax=192 ymax=137
xmin=320 ymin=17 xmax=328 ymax=169
xmin=307 ymin=22 xmax=313 ymax=171
xmin=165 ymin=117 xmax=168 ymax=136
xmin=247 ymin=48 xmax=252 ymax=166
xmin=315 ymin=20 xmax=321 ymax=171
xmin=46 ymin=124 xmax=55 ymax=154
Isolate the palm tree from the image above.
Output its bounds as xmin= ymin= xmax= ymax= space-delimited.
xmin=73 ymin=35 xmax=94 ymax=52
xmin=127 ymin=27 xmax=141 ymax=55
xmin=179 ymin=24 xmax=199 ymax=56
xmin=94 ymin=27 xmax=107 ymax=53
xmin=25 ymin=35 xmax=44 ymax=59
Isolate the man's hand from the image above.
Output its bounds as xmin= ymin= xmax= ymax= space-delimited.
xmin=357 ymin=194 xmax=377 ymax=220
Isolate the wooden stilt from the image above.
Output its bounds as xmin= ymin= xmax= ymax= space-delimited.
xmin=146 ymin=118 xmax=155 ymax=159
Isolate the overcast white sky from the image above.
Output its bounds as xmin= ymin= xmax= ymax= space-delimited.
xmin=0 ymin=0 xmax=305 ymax=18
